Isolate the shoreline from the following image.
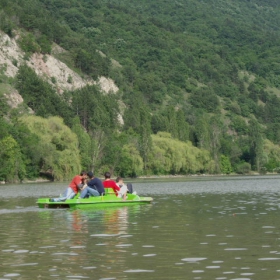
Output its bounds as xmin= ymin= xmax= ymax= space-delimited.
xmin=1 ymin=172 xmax=279 ymax=184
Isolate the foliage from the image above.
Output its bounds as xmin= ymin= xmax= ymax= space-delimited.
xmin=0 ymin=135 xmax=26 ymax=182
xmin=71 ymin=117 xmax=92 ymax=171
xmin=18 ymin=33 xmax=40 ymax=53
xmin=1 ymin=0 xmax=280 ymax=179
xmin=10 ymin=120 xmax=41 ymax=179
xmin=248 ymin=118 xmax=263 ymax=172
xmin=190 ymin=88 xmax=220 ymax=113
xmin=262 ymin=139 xmax=280 ymax=172
xmin=220 ymin=155 xmax=232 ymax=175
xmin=20 ymin=115 xmax=81 ymax=180
xmin=116 ymin=143 xmax=144 ymax=177
xmin=148 ymin=132 xmax=214 ymax=175
xmin=15 ymin=64 xmax=73 ymax=124
xmin=235 ymin=162 xmax=251 ymax=175
xmin=71 ymin=85 xmax=118 ymax=132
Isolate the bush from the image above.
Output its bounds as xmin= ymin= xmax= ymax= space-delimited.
xmin=235 ymin=162 xmax=251 ymax=174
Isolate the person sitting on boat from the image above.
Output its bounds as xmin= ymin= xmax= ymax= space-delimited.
xmin=116 ymin=177 xmax=136 ymax=194
xmin=80 ymin=171 xmax=105 ymax=198
xmin=103 ymin=171 xmax=126 ymax=199
xmin=50 ymin=171 xmax=88 ymax=202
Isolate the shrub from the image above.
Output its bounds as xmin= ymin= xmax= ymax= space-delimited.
xmin=235 ymin=162 xmax=251 ymax=174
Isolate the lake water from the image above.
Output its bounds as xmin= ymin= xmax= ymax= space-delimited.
xmin=1 ymin=175 xmax=280 ymax=280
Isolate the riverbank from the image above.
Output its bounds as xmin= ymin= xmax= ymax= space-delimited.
xmin=1 ymin=172 xmax=279 ymax=184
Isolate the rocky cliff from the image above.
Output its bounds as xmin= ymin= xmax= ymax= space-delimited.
xmin=0 ymin=31 xmax=119 ymax=108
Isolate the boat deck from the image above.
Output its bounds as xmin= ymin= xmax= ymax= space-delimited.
xmin=37 ymin=194 xmax=153 ymax=209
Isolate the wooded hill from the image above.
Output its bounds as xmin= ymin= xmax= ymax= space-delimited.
xmin=1 ymin=0 xmax=280 ymax=182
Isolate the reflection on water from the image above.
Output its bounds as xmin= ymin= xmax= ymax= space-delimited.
xmin=0 ymin=176 xmax=280 ymax=279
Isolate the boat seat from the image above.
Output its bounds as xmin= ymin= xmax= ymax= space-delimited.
xmin=104 ymin=188 xmax=115 ymax=195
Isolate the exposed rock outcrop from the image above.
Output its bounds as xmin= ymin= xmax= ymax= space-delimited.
xmin=0 ymin=31 xmax=119 ymax=109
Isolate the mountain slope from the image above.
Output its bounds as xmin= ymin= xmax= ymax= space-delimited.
xmin=1 ymin=0 xmax=280 ymax=181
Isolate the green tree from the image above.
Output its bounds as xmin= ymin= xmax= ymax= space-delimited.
xmin=71 ymin=117 xmax=92 ymax=171
xmin=123 ymin=94 xmax=152 ymax=172
xmin=10 ymin=120 xmax=41 ymax=179
xmin=263 ymin=139 xmax=280 ymax=172
xmin=0 ymin=135 xmax=26 ymax=182
xmin=0 ymin=117 xmax=11 ymax=140
xmin=20 ymin=115 xmax=81 ymax=180
xmin=209 ymin=116 xmax=224 ymax=173
xmin=176 ymin=109 xmax=189 ymax=142
xmin=165 ymin=107 xmax=178 ymax=139
xmin=88 ymin=129 xmax=107 ymax=174
xmin=248 ymin=118 xmax=263 ymax=172
xmin=116 ymin=143 xmax=144 ymax=177
xmin=148 ymin=132 xmax=214 ymax=175
xmin=190 ymin=88 xmax=220 ymax=113
xmin=220 ymin=155 xmax=232 ymax=174
xmin=71 ymin=85 xmax=118 ymax=132
xmin=16 ymin=65 xmax=72 ymax=123
xmin=194 ymin=114 xmax=211 ymax=150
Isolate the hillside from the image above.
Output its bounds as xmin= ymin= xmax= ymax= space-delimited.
xmin=0 ymin=32 xmax=118 ymax=101
xmin=1 ymin=0 xmax=280 ymax=182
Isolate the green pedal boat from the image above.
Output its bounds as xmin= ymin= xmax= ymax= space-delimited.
xmin=37 ymin=193 xmax=153 ymax=209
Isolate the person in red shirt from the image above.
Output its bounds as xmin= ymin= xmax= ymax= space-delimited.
xmin=103 ymin=171 xmax=121 ymax=196
xmin=69 ymin=173 xmax=87 ymax=194
xmin=50 ymin=171 xmax=88 ymax=202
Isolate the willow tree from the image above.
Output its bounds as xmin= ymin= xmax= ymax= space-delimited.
xmin=148 ymin=132 xmax=214 ymax=174
xmin=20 ymin=115 xmax=81 ymax=180
xmin=262 ymin=139 xmax=280 ymax=172
xmin=0 ymin=135 xmax=26 ymax=182
xmin=115 ymin=143 xmax=144 ymax=177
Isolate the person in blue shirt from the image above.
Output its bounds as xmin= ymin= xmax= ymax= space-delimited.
xmin=80 ymin=171 xmax=105 ymax=198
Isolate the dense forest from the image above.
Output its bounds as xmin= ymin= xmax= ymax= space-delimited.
xmin=1 ymin=0 xmax=280 ymax=182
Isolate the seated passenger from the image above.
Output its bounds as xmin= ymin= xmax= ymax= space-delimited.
xmin=116 ymin=177 xmax=135 ymax=194
xmin=80 ymin=171 xmax=105 ymax=198
xmin=103 ymin=171 xmax=126 ymax=199
xmin=50 ymin=171 xmax=87 ymax=202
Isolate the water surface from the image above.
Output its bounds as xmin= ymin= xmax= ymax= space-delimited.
xmin=0 ymin=175 xmax=280 ymax=280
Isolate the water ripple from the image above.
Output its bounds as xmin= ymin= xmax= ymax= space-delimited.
xmin=258 ymin=257 xmax=280 ymax=260
xmin=224 ymin=248 xmax=248 ymax=251
xmin=124 ymin=269 xmax=154 ymax=273
xmin=11 ymin=263 xmax=38 ymax=266
xmin=143 ymin=254 xmax=156 ymax=257
xmin=91 ymin=234 xmax=119 ymax=237
xmin=182 ymin=258 xmax=207 ymax=262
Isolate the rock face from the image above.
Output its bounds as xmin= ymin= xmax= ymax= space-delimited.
xmin=0 ymin=33 xmax=22 ymax=77
xmin=0 ymin=31 xmax=119 ymax=108
xmin=3 ymin=89 xmax=24 ymax=108
xmin=97 ymin=76 xmax=119 ymax=94
xmin=27 ymin=53 xmax=94 ymax=93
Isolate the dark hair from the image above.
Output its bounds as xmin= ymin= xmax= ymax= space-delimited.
xmin=80 ymin=171 xmax=87 ymax=176
xmin=104 ymin=172 xmax=111 ymax=179
xmin=87 ymin=171 xmax=94 ymax=178
xmin=116 ymin=176 xmax=122 ymax=183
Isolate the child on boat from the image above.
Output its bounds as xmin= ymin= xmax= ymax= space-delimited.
xmin=116 ymin=177 xmax=136 ymax=195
